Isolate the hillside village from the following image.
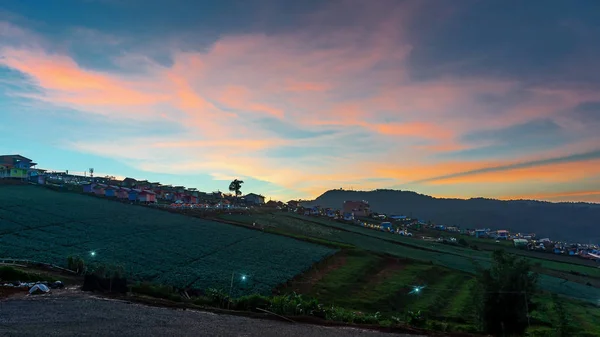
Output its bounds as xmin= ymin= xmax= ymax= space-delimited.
xmin=2 ymin=154 xmax=598 ymax=265
xmin=0 ymin=154 xmax=276 ymax=208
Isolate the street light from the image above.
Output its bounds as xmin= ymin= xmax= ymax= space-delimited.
xmin=90 ymin=251 xmax=96 ymax=257
xmin=228 ymin=272 xmax=248 ymax=309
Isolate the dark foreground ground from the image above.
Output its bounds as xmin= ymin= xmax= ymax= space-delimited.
xmin=0 ymin=294 xmax=424 ymax=337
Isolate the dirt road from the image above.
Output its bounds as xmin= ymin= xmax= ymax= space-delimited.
xmin=0 ymin=295 xmax=424 ymax=337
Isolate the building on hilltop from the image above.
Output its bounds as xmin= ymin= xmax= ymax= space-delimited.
xmin=244 ymin=193 xmax=265 ymax=205
xmin=0 ymin=154 xmax=38 ymax=179
xmin=343 ymin=200 xmax=370 ymax=218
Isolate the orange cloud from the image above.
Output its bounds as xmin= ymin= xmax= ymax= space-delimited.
xmin=1 ymin=48 xmax=168 ymax=112
xmin=429 ymin=159 xmax=600 ymax=185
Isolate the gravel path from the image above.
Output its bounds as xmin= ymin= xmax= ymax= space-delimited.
xmin=0 ymin=295 xmax=424 ymax=337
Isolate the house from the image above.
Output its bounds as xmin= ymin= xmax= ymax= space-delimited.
xmin=93 ymin=184 xmax=106 ymax=196
xmin=128 ymin=189 xmax=141 ymax=201
xmin=116 ymin=187 xmax=130 ymax=199
xmin=183 ymin=194 xmax=198 ymax=204
xmin=342 ymin=200 xmax=370 ymax=218
xmin=83 ymin=183 xmax=96 ymax=193
xmin=104 ymin=186 xmax=120 ymax=198
xmin=245 ymin=193 xmax=265 ymax=205
xmin=0 ymin=155 xmax=37 ymax=179
xmin=380 ymin=222 xmax=393 ymax=232
xmin=122 ymin=177 xmax=138 ymax=188
xmin=138 ymin=190 xmax=156 ymax=203
xmin=496 ymin=230 xmax=509 ymax=240
xmin=474 ymin=229 xmax=487 ymax=238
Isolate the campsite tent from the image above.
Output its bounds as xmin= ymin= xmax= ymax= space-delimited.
xmin=29 ymin=284 xmax=50 ymax=295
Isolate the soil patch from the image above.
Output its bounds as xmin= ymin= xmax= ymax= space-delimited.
xmin=278 ymin=251 xmax=349 ymax=294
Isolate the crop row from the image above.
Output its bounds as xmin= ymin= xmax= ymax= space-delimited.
xmin=0 ymin=186 xmax=337 ymax=295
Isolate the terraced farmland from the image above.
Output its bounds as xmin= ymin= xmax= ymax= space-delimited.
xmin=280 ymin=251 xmax=600 ymax=335
xmin=0 ymin=186 xmax=335 ymax=295
xmin=219 ymin=212 xmax=600 ymax=303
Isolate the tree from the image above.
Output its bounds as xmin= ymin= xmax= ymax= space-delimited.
xmin=474 ymin=249 xmax=538 ymax=335
xmin=89 ymin=168 xmax=94 ymax=178
xmin=228 ymin=179 xmax=244 ymax=203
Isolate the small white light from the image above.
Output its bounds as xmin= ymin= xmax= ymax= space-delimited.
xmin=241 ymin=275 xmax=246 ymax=281
xmin=90 ymin=251 xmax=96 ymax=256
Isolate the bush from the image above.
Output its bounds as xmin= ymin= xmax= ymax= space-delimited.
xmin=474 ymin=250 xmax=538 ymax=335
xmin=458 ymin=238 xmax=468 ymax=247
xmin=0 ymin=266 xmax=45 ymax=282
xmin=405 ymin=310 xmax=427 ymax=327
xmin=67 ymin=256 xmax=85 ymax=274
xmin=234 ymin=294 xmax=270 ymax=311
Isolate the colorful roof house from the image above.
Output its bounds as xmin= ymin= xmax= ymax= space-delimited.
xmin=183 ymin=194 xmax=198 ymax=204
xmin=343 ymin=200 xmax=370 ymax=217
xmin=83 ymin=183 xmax=96 ymax=193
xmin=104 ymin=186 xmax=120 ymax=198
xmin=128 ymin=189 xmax=141 ymax=201
xmin=474 ymin=229 xmax=487 ymax=238
xmin=93 ymin=184 xmax=106 ymax=196
xmin=0 ymin=155 xmax=37 ymax=179
xmin=116 ymin=187 xmax=130 ymax=199
xmin=138 ymin=190 xmax=156 ymax=203
xmin=496 ymin=230 xmax=509 ymax=240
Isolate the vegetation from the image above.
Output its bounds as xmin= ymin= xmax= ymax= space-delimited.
xmin=0 ymin=186 xmax=335 ymax=296
xmin=473 ymin=250 xmax=538 ymax=335
xmin=0 ymin=266 xmax=45 ymax=282
xmin=228 ymin=179 xmax=244 ymax=204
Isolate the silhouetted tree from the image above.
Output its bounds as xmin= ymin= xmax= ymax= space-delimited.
xmin=89 ymin=168 xmax=94 ymax=177
xmin=474 ymin=250 xmax=538 ymax=335
xmin=228 ymin=179 xmax=244 ymax=204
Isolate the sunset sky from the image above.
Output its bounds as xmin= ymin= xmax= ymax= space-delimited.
xmin=2 ymin=0 xmax=600 ymax=202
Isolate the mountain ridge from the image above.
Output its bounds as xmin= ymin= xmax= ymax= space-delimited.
xmin=303 ymin=189 xmax=600 ymax=243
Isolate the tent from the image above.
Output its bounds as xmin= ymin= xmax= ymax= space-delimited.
xmin=29 ymin=284 xmax=50 ymax=295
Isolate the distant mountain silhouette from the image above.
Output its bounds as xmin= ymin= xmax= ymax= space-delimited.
xmin=304 ymin=189 xmax=600 ymax=243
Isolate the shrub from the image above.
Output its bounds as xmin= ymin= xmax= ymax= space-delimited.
xmin=67 ymin=256 xmax=85 ymax=274
xmin=474 ymin=250 xmax=538 ymax=335
xmin=0 ymin=266 xmax=45 ymax=282
xmin=406 ymin=310 xmax=427 ymax=327
xmin=234 ymin=294 xmax=270 ymax=311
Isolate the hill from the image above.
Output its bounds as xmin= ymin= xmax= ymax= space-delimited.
xmin=0 ymin=185 xmax=335 ymax=295
xmin=306 ymin=189 xmax=600 ymax=243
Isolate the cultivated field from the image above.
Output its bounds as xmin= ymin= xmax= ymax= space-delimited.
xmin=0 ymin=186 xmax=335 ymax=295
xmin=218 ymin=213 xmax=600 ymax=304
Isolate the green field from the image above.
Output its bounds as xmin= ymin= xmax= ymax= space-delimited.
xmin=219 ymin=212 xmax=600 ymax=303
xmin=0 ymin=186 xmax=335 ymax=295
xmin=280 ymin=251 xmax=600 ymax=335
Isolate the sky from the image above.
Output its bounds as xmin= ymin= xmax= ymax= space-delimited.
xmin=1 ymin=0 xmax=600 ymax=203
